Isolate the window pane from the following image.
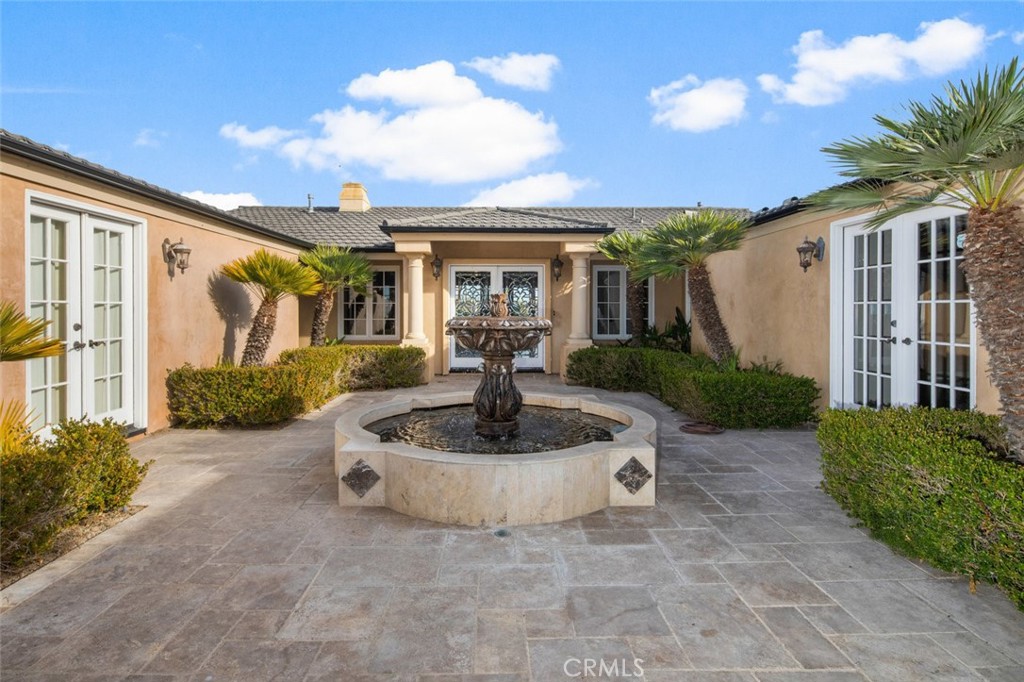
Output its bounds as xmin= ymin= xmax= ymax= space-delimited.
xmin=854 ymin=338 xmax=864 ymax=371
xmin=867 ymin=339 xmax=877 ymax=372
xmin=94 ymin=230 xmax=106 ymax=265
xmin=854 ymin=270 xmax=864 ymax=302
xmin=954 ymin=303 xmax=970 ymax=344
xmin=955 ymin=261 xmax=969 ymax=299
xmin=954 ymin=390 xmax=970 ymax=411
xmin=918 ymin=222 xmax=931 ymax=260
xmin=854 ymin=236 xmax=864 ymax=267
xmin=918 ymin=382 xmax=931 ymax=407
xmin=918 ymin=345 xmax=931 ymax=381
xmin=51 ymin=262 xmax=67 ymax=301
xmin=935 ymin=218 xmax=950 ymax=258
xmin=94 ymin=378 xmax=108 ymax=414
xmin=954 ymin=346 xmax=970 ymax=388
xmin=867 ymin=305 xmax=878 ymax=338
xmin=881 ymin=230 xmax=892 ymax=265
xmin=30 ymin=216 xmax=46 ymax=259
xmin=853 ymin=372 xmax=863 ymax=405
xmin=881 ymin=377 xmax=891 ymax=407
xmin=30 ymin=261 xmax=46 ymax=300
xmin=954 ymin=215 xmax=967 ymax=255
xmin=935 ymin=344 xmax=950 ymax=385
xmin=867 ymin=232 xmax=878 ymax=266
xmin=854 ymin=305 xmax=864 ymax=336
xmin=935 ymin=386 xmax=950 ymax=409
xmin=881 ymin=266 xmax=891 ymax=301
xmin=51 ymin=221 xmax=67 ymax=260
xmin=935 ymin=261 xmax=950 ymax=300
xmin=110 ymin=376 xmax=123 ymax=410
xmin=934 ymin=303 xmax=950 ymax=344
xmin=918 ymin=263 xmax=931 ymax=299
xmin=918 ymin=303 xmax=931 ymax=341
xmin=867 ymin=374 xmax=877 ymax=408
xmin=109 ymin=232 xmax=123 ymax=266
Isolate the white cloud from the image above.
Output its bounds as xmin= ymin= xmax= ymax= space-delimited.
xmin=464 ymin=172 xmax=594 ymax=206
xmin=242 ymin=61 xmax=561 ymax=184
xmin=649 ymin=75 xmax=748 ymax=133
xmin=219 ymin=122 xmax=298 ymax=149
xmin=133 ymin=128 xmax=167 ymax=148
xmin=758 ymin=18 xmax=987 ymax=106
xmin=182 ymin=190 xmax=261 ymax=211
xmin=347 ymin=60 xmax=481 ymax=107
xmin=1013 ymin=31 xmax=1024 ymax=45
xmin=464 ymin=53 xmax=561 ymax=91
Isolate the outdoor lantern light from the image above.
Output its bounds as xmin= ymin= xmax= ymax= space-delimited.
xmin=552 ymin=255 xmax=564 ymax=281
xmin=431 ymin=254 xmax=443 ymax=280
xmin=796 ymin=236 xmax=825 ymax=272
xmin=162 ymin=237 xmax=192 ymax=273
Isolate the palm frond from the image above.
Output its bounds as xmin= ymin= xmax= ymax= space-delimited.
xmin=299 ymin=244 xmax=372 ymax=293
xmin=0 ymin=400 xmax=34 ymax=454
xmin=632 ymin=210 xmax=749 ymax=280
xmin=0 ymin=300 xmax=64 ymax=362
xmin=221 ymin=249 xmax=321 ymax=303
xmin=819 ymin=58 xmax=1024 ymax=212
xmin=595 ymin=230 xmax=649 ymax=270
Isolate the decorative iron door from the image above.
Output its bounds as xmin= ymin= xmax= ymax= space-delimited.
xmin=449 ymin=265 xmax=544 ymax=370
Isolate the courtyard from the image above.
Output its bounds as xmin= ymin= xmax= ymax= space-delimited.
xmin=1 ymin=375 xmax=1021 ymax=681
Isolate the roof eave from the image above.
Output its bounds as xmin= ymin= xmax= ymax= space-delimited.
xmin=2 ymin=135 xmax=313 ymax=250
xmin=381 ymin=226 xmax=614 ymax=236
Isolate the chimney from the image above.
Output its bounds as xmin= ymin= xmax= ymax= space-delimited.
xmin=339 ymin=182 xmax=371 ymax=212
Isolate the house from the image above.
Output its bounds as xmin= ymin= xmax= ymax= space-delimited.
xmin=231 ymin=186 xmax=741 ymax=378
xmin=1 ymin=130 xmax=1001 ymax=439
xmin=1 ymin=130 xmax=311 ymax=434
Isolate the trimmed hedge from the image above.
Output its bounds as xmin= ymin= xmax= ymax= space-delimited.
xmin=817 ymin=408 xmax=1023 ymax=610
xmin=1 ymin=418 xmax=149 ymax=572
xmin=167 ymin=344 xmax=426 ymax=427
xmin=566 ymin=347 xmax=819 ymax=429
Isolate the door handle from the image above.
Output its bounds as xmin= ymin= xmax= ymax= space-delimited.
xmin=885 ymin=336 xmax=897 ymax=345
xmin=68 ymin=340 xmax=86 ymax=351
xmin=901 ymin=337 xmax=913 ymax=345
xmin=88 ymin=339 xmax=106 ymax=348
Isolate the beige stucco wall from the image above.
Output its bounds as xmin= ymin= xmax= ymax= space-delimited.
xmin=1 ymin=155 xmax=302 ymax=433
xmin=694 ymin=209 xmax=1000 ymax=414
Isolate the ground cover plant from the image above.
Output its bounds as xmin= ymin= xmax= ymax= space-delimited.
xmin=566 ymin=346 xmax=818 ymax=428
xmin=817 ymin=407 xmax=1023 ymax=609
xmin=167 ymin=344 xmax=425 ymax=427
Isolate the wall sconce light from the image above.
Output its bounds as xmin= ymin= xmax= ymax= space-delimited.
xmin=162 ymin=237 xmax=192 ymax=273
xmin=551 ymin=255 xmax=564 ymax=281
xmin=796 ymin=236 xmax=825 ymax=272
xmin=431 ymin=254 xmax=443 ymax=280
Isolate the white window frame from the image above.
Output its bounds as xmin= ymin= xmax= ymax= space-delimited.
xmin=591 ymin=265 xmax=654 ymax=340
xmin=338 ymin=266 xmax=400 ymax=340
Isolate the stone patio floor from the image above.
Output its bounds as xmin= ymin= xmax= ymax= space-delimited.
xmin=2 ymin=375 xmax=1022 ymax=681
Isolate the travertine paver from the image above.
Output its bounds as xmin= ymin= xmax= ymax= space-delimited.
xmin=1 ymin=374 xmax=1022 ymax=681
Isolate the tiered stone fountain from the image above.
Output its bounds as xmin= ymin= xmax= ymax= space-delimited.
xmin=333 ymin=293 xmax=658 ymax=526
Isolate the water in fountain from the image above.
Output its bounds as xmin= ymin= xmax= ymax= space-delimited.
xmin=365 ymin=292 xmax=622 ymax=454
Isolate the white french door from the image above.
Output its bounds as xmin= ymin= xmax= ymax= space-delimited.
xmin=838 ymin=206 xmax=974 ymax=409
xmin=449 ymin=265 xmax=545 ymax=370
xmin=27 ymin=205 xmax=136 ymax=433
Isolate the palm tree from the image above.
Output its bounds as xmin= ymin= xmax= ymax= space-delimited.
xmin=1 ymin=299 xmax=64 ymax=451
xmin=221 ymin=249 xmax=321 ymax=366
xmin=810 ymin=59 xmax=1024 ymax=458
xmin=596 ymin=230 xmax=650 ymax=344
xmin=299 ymin=245 xmax=372 ymax=346
xmin=633 ymin=210 xmax=749 ymax=362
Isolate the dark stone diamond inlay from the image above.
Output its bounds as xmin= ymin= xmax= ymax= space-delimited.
xmin=342 ymin=459 xmax=381 ymax=498
xmin=614 ymin=456 xmax=652 ymax=495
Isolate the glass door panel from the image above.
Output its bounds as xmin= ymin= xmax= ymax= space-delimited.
xmin=847 ymin=228 xmax=894 ymax=408
xmin=449 ymin=265 xmax=544 ymax=370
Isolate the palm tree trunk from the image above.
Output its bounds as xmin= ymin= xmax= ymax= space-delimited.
xmin=240 ymin=299 xmax=278 ymax=366
xmin=626 ymin=280 xmax=647 ymax=344
xmin=687 ymin=263 xmax=734 ymax=362
xmin=310 ymin=288 xmax=336 ymax=347
xmin=962 ymin=204 xmax=1024 ymax=460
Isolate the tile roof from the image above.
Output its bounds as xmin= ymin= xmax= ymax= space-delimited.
xmin=230 ymin=204 xmax=752 ymax=251
xmin=0 ymin=129 xmax=311 ymax=248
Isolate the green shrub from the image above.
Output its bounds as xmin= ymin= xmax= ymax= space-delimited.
xmin=817 ymin=407 xmax=1023 ymax=610
xmin=566 ymin=346 xmax=819 ymax=429
xmin=168 ymin=345 xmax=426 ymax=427
xmin=167 ymin=363 xmax=322 ymax=427
xmin=1 ymin=419 xmax=148 ymax=572
xmin=48 ymin=418 xmax=150 ymax=515
xmin=279 ymin=344 xmax=425 ymax=391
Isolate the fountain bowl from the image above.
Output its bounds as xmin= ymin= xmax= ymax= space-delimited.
xmin=334 ymin=392 xmax=657 ymax=526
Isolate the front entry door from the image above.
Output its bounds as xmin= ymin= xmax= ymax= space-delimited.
xmin=27 ymin=205 xmax=136 ymax=433
xmin=840 ymin=206 xmax=973 ymax=409
xmin=449 ymin=265 xmax=544 ymax=370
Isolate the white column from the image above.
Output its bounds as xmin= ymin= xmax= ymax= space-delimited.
xmin=569 ymin=254 xmax=590 ymax=340
xmin=405 ymin=253 xmax=427 ymax=341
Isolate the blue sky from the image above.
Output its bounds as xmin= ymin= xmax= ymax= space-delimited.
xmin=3 ymin=2 xmax=1021 ymax=212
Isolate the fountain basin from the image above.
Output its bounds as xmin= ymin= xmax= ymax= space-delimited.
xmin=334 ymin=392 xmax=657 ymax=526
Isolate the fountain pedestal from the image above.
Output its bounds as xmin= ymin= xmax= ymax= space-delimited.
xmin=445 ymin=296 xmax=553 ymax=439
